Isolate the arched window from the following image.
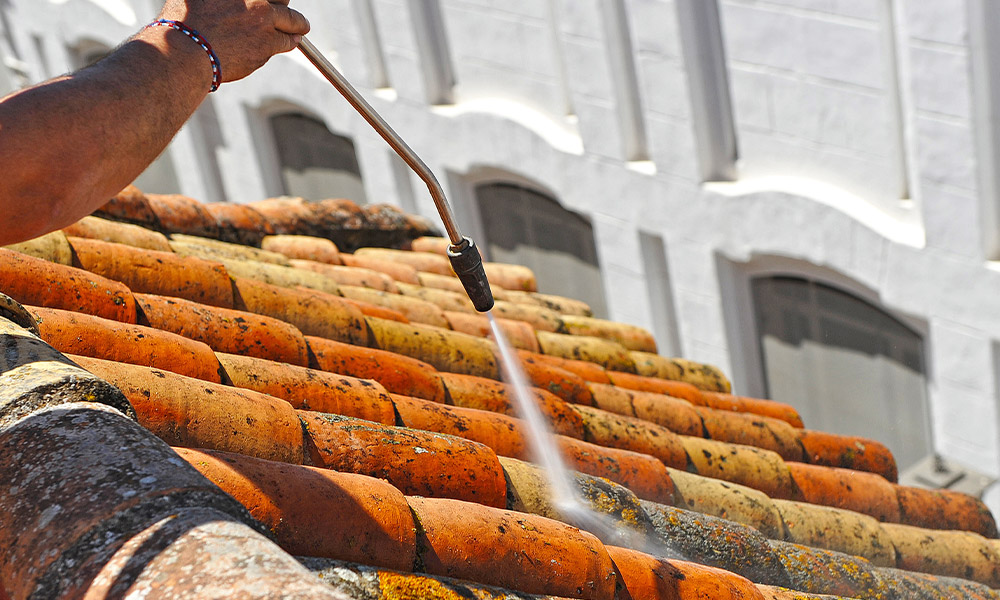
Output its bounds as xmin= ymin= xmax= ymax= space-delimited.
xmin=476 ymin=182 xmax=607 ymax=317
xmin=269 ymin=113 xmax=367 ymax=204
xmin=751 ymin=276 xmax=930 ymax=470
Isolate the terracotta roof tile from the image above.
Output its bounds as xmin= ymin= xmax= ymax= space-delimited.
xmin=232 ymin=276 xmax=370 ymax=345
xmin=32 ymin=307 xmax=225 ymax=382
xmin=298 ymin=410 xmax=507 ymax=507
xmin=0 ymin=248 xmax=138 ymax=322
xmin=3 ymin=189 xmax=999 ymax=597
xmin=408 ymin=496 xmax=616 ymax=599
xmin=305 ymin=335 xmax=448 ymax=402
xmin=146 ymin=193 xmax=221 ymax=239
xmin=537 ymin=331 xmax=637 ymax=373
xmin=69 ymin=236 xmax=235 ymax=308
xmin=135 ymin=293 xmax=310 ymax=367
xmin=216 ymin=352 xmax=397 ymax=425
xmin=202 ymin=201 xmax=275 ymax=246
xmin=62 ymin=215 xmax=173 ymax=252
xmin=73 ymin=355 xmax=304 ymax=463
xmin=177 ymin=448 xmax=418 ymax=570
xmin=262 ymin=234 xmax=342 ymax=265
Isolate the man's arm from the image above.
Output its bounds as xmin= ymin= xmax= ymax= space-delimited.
xmin=0 ymin=0 xmax=309 ymax=246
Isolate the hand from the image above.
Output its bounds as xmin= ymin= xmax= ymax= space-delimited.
xmin=158 ymin=0 xmax=310 ymax=82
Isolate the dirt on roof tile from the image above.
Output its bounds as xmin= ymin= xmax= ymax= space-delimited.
xmin=408 ymin=496 xmax=617 ymax=599
xmin=68 ymin=236 xmax=235 ymax=308
xmin=176 ymin=448 xmax=418 ymax=571
xmin=299 ymin=410 xmax=507 ymax=508
xmin=786 ymin=463 xmax=900 ymax=524
xmin=32 ymin=307 xmax=224 ymax=383
xmin=217 ymin=352 xmax=397 ymax=425
xmin=305 ymin=336 xmax=447 ymax=403
xmin=135 ymin=293 xmax=310 ymax=367
xmin=74 ymin=356 xmax=305 ymax=464
xmin=0 ymin=248 xmax=138 ymax=323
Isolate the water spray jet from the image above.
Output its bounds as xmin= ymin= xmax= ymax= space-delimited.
xmin=298 ymin=37 xmax=673 ymax=557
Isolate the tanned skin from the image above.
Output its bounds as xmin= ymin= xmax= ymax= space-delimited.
xmin=0 ymin=0 xmax=310 ymax=246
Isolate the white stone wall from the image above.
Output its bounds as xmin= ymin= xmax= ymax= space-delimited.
xmin=5 ymin=0 xmax=1000 ymax=503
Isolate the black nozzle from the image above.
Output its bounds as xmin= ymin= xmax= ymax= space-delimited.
xmin=447 ymin=237 xmax=495 ymax=313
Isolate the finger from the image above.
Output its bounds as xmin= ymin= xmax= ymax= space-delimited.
xmin=273 ymin=31 xmax=303 ymax=54
xmin=271 ymin=5 xmax=310 ymax=36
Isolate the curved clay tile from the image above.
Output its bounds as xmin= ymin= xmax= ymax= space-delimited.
xmin=439 ymin=372 xmax=584 ymax=439
xmin=514 ymin=353 xmax=595 ymax=405
xmin=202 ymin=202 xmax=275 ymax=246
xmin=365 ymin=316 xmax=500 ymax=379
xmin=176 ymin=448 xmax=418 ymax=571
xmin=63 ymin=215 xmax=172 ymax=252
xmin=668 ymin=467 xmax=784 ymax=539
xmin=417 ymin=270 xmax=467 ymax=293
xmin=443 ymin=310 xmax=540 ymax=352
xmin=881 ymin=523 xmax=1000 ymax=587
xmin=498 ymin=456 xmax=656 ymax=541
xmin=305 ymin=335 xmax=447 ymax=403
xmin=490 ymin=300 xmax=563 ymax=332
xmin=679 ymin=436 xmax=798 ymax=501
xmin=339 ymin=285 xmax=449 ymax=328
xmin=772 ymin=500 xmax=896 ymax=568
xmin=298 ymin=410 xmax=507 ymax=508
xmin=699 ymin=391 xmax=804 ymax=429
xmin=570 ymin=404 xmax=689 ymax=470
xmin=262 ymin=234 xmax=342 ymax=265
xmin=407 ymin=496 xmax=617 ymax=599
xmin=290 ymin=259 xmax=398 ymax=292
xmin=232 ymin=277 xmax=369 ymax=346
xmin=5 ymin=230 xmax=74 ymax=265
xmin=693 ymin=407 xmax=805 ymax=462
xmin=0 ymin=248 xmax=137 ymax=323
xmin=605 ymin=370 xmax=703 ymax=403
xmin=607 ymin=546 xmax=769 ymax=600
xmin=68 ymin=236 xmax=235 ymax=308
xmin=520 ymin=349 xmax=613 ymax=384
xmin=786 ymin=463 xmax=900 ymax=524
xmin=216 ymin=352 xmax=397 ymax=425
xmin=32 ymin=307 xmax=224 ymax=383
xmin=93 ymin=184 xmax=160 ymax=229
xmin=483 ymin=262 xmax=538 ymax=292
xmin=630 ymin=351 xmax=732 ymax=393
xmin=169 ymin=234 xmax=291 ymax=265
xmin=75 ymin=356 xmax=305 ymax=465
xmin=536 ymin=331 xmax=636 ymax=373
xmin=893 ymin=485 xmax=998 ymax=538
xmin=797 ymin=430 xmax=898 ymax=482
xmin=640 ymin=500 xmax=792 ymax=588
xmin=560 ymin=315 xmax=658 ymax=354
xmin=341 ymin=253 xmax=421 ymax=284
xmin=145 ymin=193 xmax=220 ymax=238
xmin=355 ymin=247 xmax=454 ymax=276
xmin=220 ymin=256 xmax=341 ymax=295
xmin=769 ymin=542 xmax=889 ymax=599
xmin=135 ymin=293 xmax=310 ymax=367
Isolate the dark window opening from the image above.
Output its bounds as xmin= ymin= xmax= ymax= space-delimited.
xmin=751 ymin=275 xmax=930 ymax=471
xmin=270 ymin=113 xmax=367 ymax=204
xmin=476 ymin=183 xmax=607 ymax=317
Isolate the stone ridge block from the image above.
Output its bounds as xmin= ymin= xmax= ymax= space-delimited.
xmin=86 ymin=508 xmax=350 ymax=600
xmin=0 ymin=403 xmax=262 ymax=599
xmin=0 ymin=314 xmax=134 ymax=427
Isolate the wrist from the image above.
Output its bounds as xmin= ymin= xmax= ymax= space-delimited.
xmin=135 ymin=21 xmax=219 ymax=93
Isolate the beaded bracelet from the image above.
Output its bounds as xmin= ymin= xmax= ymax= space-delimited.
xmin=146 ymin=19 xmax=222 ymax=92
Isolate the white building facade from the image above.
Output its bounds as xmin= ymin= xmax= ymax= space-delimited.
xmin=4 ymin=0 xmax=1000 ymax=506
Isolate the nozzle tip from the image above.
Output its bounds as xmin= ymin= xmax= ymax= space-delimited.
xmin=447 ymin=238 xmax=494 ymax=312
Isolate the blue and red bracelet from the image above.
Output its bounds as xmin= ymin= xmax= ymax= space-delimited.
xmin=146 ymin=19 xmax=222 ymax=92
